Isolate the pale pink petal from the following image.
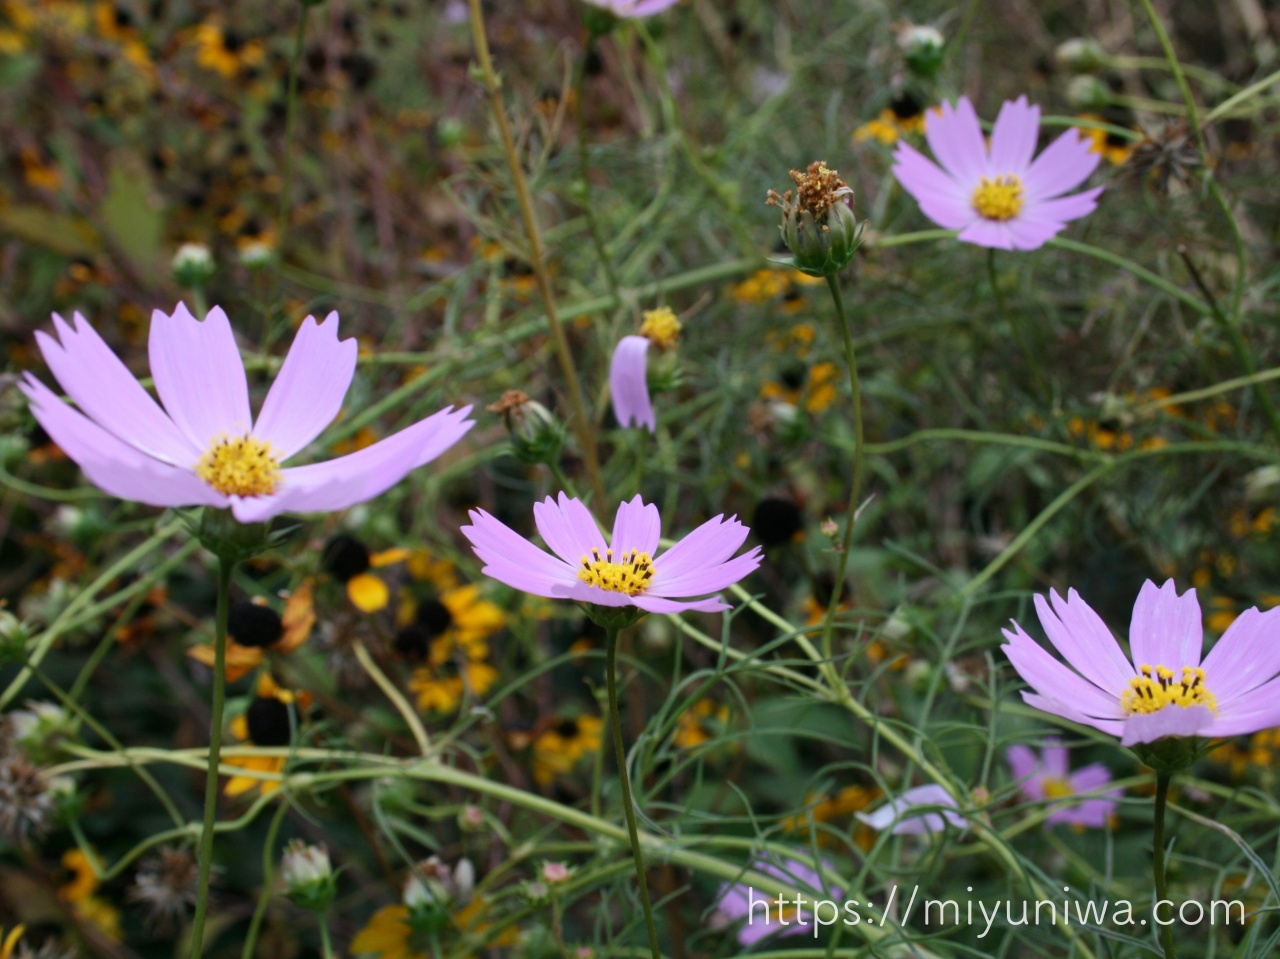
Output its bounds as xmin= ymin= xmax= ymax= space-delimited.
xmin=1006 ymin=745 xmax=1040 ymax=791
xmin=252 ymin=312 xmax=358 ymax=459
xmin=1067 ymin=763 xmax=1115 ymax=794
xmin=1204 ymin=672 xmax=1280 ymax=735
xmin=20 ymin=375 xmax=226 ymax=508
xmin=1022 ymin=188 xmax=1104 ymax=228
xmin=1021 ymin=692 xmax=1124 ymax=735
xmin=534 ymin=492 xmax=608 ymax=566
xmin=651 ymin=514 xmax=749 ymax=586
xmin=1040 ymin=589 xmax=1136 ymax=693
xmin=632 ymin=594 xmax=729 ymax=614
xmin=956 ymin=218 xmax=1016 ymax=249
xmin=460 ymin=508 xmax=580 ymax=596
xmin=609 ymin=0 xmax=680 ymax=16
xmin=1001 ymin=622 xmax=1125 ymax=721
xmin=1203 ymin=606 xmax=1280 ymax=700
xmin=1121 ymin=706 xmax=1213 ymax=746
xmin=651 ymin=548 xmax=762 ymax=597
xmin=856 ymin=784 xmax=965 ymax=835
xmin=610 ymin=495 xmax=661 ymax=555
xmin=35 ymin=313 xmax=198 ymax=466
xmin=1041 ymin=741 xmax=1069 ymax=779
xmin=924 ymin=97 xmax=989 ymax=185
xmin=609 ymin=336 xmax=654 ymax=433
xmin=891 ymin=143 xmax=974 ymax=230
xmin=230 ymin=406 xmax=473 ymax=521
xmin=1128 ymin=580 xmax=1203 ymax=670
xmin=1022 ymin=128 xmax=1101 ymax=202
xmin=149 ymin=304 xmax=253 ymax=450
xmin=550 ymin=581 xmax=638 ymax=607
xmin=1003 ymin=216 xmax=1063 ymax=251
xmin=988 ymin=96 xmax=1040 ymax=174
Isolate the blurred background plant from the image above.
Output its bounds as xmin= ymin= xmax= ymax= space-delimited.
xmin=1 ymin=0 xmax=1279 ymax=956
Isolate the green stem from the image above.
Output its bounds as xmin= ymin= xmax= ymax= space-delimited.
xmin=605 ymin=625 xmax=661 ymax=959
xmin=1045 ymin=237 xmax=1211 ymax=316
xmin=318 ymin=918 xmax=335 ymax=959
xmin=467 ymin=0 xmax=607 ymax=507
xmin=1152 ymin=771 xmax=1178 ymax=959
xmin=817 ymin=274 xmax=864 ymax=681
xmin=189 ymin=556 xmax=234 ymax=959
xmin=240 ymin=799 xmax=290 ymax=959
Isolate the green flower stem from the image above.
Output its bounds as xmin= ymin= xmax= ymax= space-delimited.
xmin=317 ymin=920 xmax=334 ymax=959
xmin=467 ymin=0 xmax=607 ymax=507
xmin=189 ymin=555 xmax=235 ymax=959
xmin=1045 ymin=238 xmax=1211 ymax=317
xmin=605 ymin=625 xmax=662 ymax=959
xmin=1153 ymin=771 xmax=1178 ymax=959
xmin=1202 ymin=65 xmax=1280 ymax=124
xmin=240 ymin=799 xmax=290 ymax=959
xmin=816 ymin=274 xmax=864 ymax=681
xmin=352 ymin=639 xmax=431 ymax=755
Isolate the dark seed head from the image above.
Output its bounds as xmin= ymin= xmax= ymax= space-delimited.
xmin=322 ymin=534 xmax=370 ymax=582
xmin=227 ymin=602 xmax=283 ymax=648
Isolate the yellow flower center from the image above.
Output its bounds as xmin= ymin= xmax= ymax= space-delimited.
xmin=577 ymin=547 xmax=654 ymax=596
xmin=640 ymin=307 xmax=681 ymax=350
xmin=1042 ymin=777 xmax=1073 ymax=800
xmin=1120 ymin=664 xmax=1217 ymax=716
xmin=971 ymin=175 xmax=1024 ymax=221
xmin=196 ymin=435 xmax=281 ymax=497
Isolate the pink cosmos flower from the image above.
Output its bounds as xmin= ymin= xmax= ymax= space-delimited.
xmin=609 ymin=336 xmax=655 ymax=432
xmin=460 ymin=492 xmax=761 ymax=614
xmin=1002 ymin=579 xmax=1280 ymax=747
xmin=892 ymin=95 xmax=1102 ymax=250
xmin=1007 ymin=740 xmax=1119 ymax=828
xmin=583 ymin=0 xmax=681 ymax=17
xmin=21 ymin=305 xmax=474 ymax=522
xmin=856 ymin=784 xmax=966 ymax=835
xmin=715 ymin=857 xmax=840 ymax=946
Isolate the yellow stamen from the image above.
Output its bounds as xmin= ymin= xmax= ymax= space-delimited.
xmin=971 ymin=174 xmax=1024 ymax=221
xmin=1120 ymin=664 xmax=1217 ymax=716
xmin=196 ymin=435 xmax=281 ymax=497
xmin=1042 ymin=777 xmax=1073 ymax=800
xmin=577 ymin=547 xmax=655 ymax=596
xmin=640 ymin=307 xmax=682 ymax=351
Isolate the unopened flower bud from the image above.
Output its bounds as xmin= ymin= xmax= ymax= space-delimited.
xmin=281 ymin=841 xmax=336 ymax=912
xmin=898 ymin=24 xmax=946 ymax=77
xmin=487 ymin=390 xmax=565 ymax=466
xmin=540 ymin=861 xmax=572 ymax=885
xmin=0 ymin=610 xmax=33 ymax=666
xmin=11 ymin=702 xmax=75 ymax=763
xmin=458 ymin=804 xmax=485 ymax=831
xmin=1054 ymin=38 xmax=1107 ymax=74
xmin=171 ymin=243 xmax=215 ymax=288
xmin=1066 ymin=74 xmax=1112 ymax=112
xmin=766 ymin=162 xmax=863 ymax=278
xmin=239 ymin=240 xmax=274 ymax=271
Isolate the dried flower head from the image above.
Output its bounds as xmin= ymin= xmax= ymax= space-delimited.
xmin=127 ymin=846 xmax=199 ymax=932
xmin=0 ymin=737 xmax=54 ymax=842
xmin=767 ymin=162 xmax=861 ymax=277
xmin=1126 ymin=121 xmax=1203 ymax=195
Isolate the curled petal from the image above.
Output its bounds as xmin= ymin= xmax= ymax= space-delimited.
xmin=609 ymin=335 xmax=655 ymax=432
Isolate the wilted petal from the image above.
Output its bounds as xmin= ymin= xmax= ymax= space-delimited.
xmin=856 ymin=784 xmax=965 ymax=835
